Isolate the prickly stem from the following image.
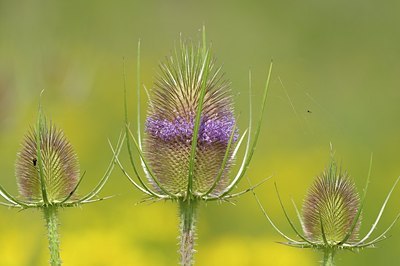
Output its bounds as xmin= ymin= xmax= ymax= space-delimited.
xmin=179 ymin=199 xmax=198 ymax=266
xmin=322 ymin=248 xmax=335 ymax=266
xmin=44 ymin=205 xmax=62 ymax=266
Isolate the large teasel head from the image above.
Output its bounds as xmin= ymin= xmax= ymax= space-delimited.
xmin=0 ymin=100 xmax=124 ymax=209
xmin=121 ymin=30 xmax=272 ymax=202
xmin=120 ymin=30 xmax=272 ymax=266
xmin=253 ymin=149 xmax=400 ymax=265
xmin=144 ymin=41 xmax=237 ymax=196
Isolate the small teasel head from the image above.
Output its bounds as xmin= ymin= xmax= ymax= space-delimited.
xmin=0 ymin=96 xmax=124 ymax=266
xmin=302 ymin=159 xmax=361 ymax=244
xmin=16 ymin=120 xmax=80 ymax=203
xmin=253 ymin=148 xmax=400 ymax=266
xmin=0 ymin=93 xmax=123 ymax=211
xmin=144 ymin=41 xmax=237 ymax=197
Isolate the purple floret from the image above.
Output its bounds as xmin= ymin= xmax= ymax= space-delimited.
xmin=145 ymin=114 xmax=238 ymax=144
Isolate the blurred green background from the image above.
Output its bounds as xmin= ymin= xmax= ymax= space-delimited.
xmin=0 ymin=1 xmax=400 ymax=265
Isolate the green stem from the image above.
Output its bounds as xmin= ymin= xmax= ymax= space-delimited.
xmin=43 ymin=206 xmax=61 ymax=266
xmin=322 ymin=248 xmax=335 ymax=266
xmin=179 ymin=199 xmax=198 ymax=266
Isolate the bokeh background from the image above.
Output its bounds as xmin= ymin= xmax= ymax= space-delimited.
xmin=1 ymin=1 xmax=400 ymax=265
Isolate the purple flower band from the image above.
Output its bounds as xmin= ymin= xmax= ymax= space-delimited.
xmin=145 ymin=115 xmax=238 ymax=144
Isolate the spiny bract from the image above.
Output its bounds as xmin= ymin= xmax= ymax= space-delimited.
xmin=144 ymin=42 xmax=237 ymax=196
xmin=302 ymin=161 xmax=360 ymax=244
xmin=16 ymin=122 xmax=79 ymax=202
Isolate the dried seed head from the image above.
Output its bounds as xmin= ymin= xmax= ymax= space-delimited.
xmin=302 ymin=161 xmax=360 ymax=244
xmin=144 ymin=43 xmax=237 ymax=196
xmin=15 ymin=122 xmax=80 ymax=202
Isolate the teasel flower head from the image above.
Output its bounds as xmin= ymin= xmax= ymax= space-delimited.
xmin=144 ymin=43 xmax=239 ymax=197
xmin=252 ymin=148 xmax=400 ymax=266
xmin=119 ymin=28 xmax=272 ymax=266
xmin=121 ymin=30 xmax=272 ymax=203
xmin=302 ymin=160 xmax=361 ymax=244
xmin=0 ymin=97 xmax=123 ymax=266
xmin=16 ymin=122 xmax=80 ymax=203
xmin=0 ymin=98 xmax=123 ymax=209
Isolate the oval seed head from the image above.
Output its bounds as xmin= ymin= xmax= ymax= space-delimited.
xmin=15 ymin=122 xmax=80 ymax=202
xmin=302 ymin=161 xmax=360 ymax=244
xmin=144 ymin=42 xmax=237 ymax=196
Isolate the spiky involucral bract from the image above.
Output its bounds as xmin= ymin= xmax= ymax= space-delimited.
xmin=144 ymin=43 xmax=237 ymax=196
xmin=302 ymin=161 xmax=360 ymax=244
xmin=16 ymin=122 xmax=80 ymax=202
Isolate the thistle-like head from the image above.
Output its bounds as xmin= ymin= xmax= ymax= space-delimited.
xmin=254 ymin=150 xmax=400 ymax=266
xmin=122 ymin=32 xmax=272 ymax=203
xmin=302 ymin=160 xmax=361 ymax=244
xmin=0 ymin=103 xmax=123 ymax=209
xmin=16 ymin=121 xmax=80 ymax=203
xmin=144 ymin=42 xmax=237 ymax=197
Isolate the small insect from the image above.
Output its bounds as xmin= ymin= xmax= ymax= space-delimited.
xmin=32 ymin=158 xmax=37 ymax=166
xmin=307 ymin=110 xmax=312 ymax=113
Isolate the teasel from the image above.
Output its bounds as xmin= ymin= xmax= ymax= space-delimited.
xmin=0 ymin=96 xmax=123 ymax=266
xmin=252 ymin=148 xmax=400 ymax=266
xmin=116 ymin=27 xmax=272 ymax=266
